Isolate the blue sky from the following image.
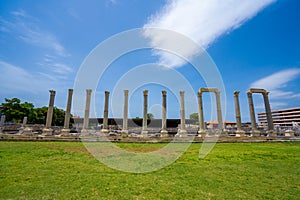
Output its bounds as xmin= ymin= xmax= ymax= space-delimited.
xmin=0 ymin=0 xmax=299 ymax=122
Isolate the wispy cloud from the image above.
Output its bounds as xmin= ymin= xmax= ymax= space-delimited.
xmin=0 ymin=60 xmax=62 ymax=95
xmin=251 ymin=68 xmax=300 ymax=99
xmin=1 ymin=10 xmax=69 ymax=57
xmin=0 ymin=10 xmax=73 ymax=76
xmin=143 ymin=0 xmax=275 ymax=67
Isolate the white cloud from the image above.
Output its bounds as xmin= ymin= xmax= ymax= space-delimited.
xmin=0 ymin=61 xmax=54 ymax=94
xmin=144 ymin=0 xmax=275 ymax=67
xmin=0 ymin=10 xmax=69 ymax=57
xmin=251 ymin=68 xmax=300 ymax=99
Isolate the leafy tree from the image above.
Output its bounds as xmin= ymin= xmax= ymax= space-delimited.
xmin=147 ymin=113 xmax=154 ymax=119
xmin=1 ymin=98 xmax=35 ymax=123
xmin=189 ymin=113 xmax=198 ymax=120
xmin=1 ymin=98 xmax=67 ymax=126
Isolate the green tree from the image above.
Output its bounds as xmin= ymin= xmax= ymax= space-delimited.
xmin=147 ymin=113 xmax=154 ymax=119
xmin=189 ymin=113 xmax=198 ymax=120
xmin=32 ymin=106 xmax=66 ymax=126
xmin=1 ymin=98 xmax=35 ymax=123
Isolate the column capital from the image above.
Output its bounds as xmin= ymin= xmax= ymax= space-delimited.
xmin=247 ymin=91 xmax=252 ymax=96
xmin=86 ymin=89 xmax=92 ymax=94
xmin=124 ymin=89 xmax=129 ymax=95
xmin=49 ymin=90 xmax=56 ymax=95
xmin=197 ymin=91 xmax=202 ymax=97
xmin=143 ymin=90 xmax=148 ymax=95
xmin=68 ymin=88 xmax=73 ymax=93
xmin=105 ymin=91 xmax=110 ymax=95
xmin=162 ymin=90 xmax=167 ymax=95
xmin=234 ymin=91 xmax=240 ymax=96
xmin=180 ymin=90 xmax=184 ymax=95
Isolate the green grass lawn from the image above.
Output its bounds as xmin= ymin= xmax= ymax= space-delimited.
xmin=0 ymin=141 xmax=299 ymax=199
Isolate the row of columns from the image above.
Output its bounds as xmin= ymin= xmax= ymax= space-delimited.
xmin=38 ymin=87 xmax=274 ymax=136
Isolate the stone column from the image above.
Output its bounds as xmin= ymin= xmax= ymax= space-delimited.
xmin=121 ymin=90 xmax=129 ymax=135
xmin=215 ymin=90 xmax=223 ymax=132
xmin=263 ymin=92 xmax=275 ymax=135
xmin=197 ymin=91 xmax=205 ymax=137
xmin=81 ymin=89 xmax=92 ymax=134
xmin=234 ymin=91 xmax=245 ymax=136
xmin=43 ymin=90 xmax=56 ymax=135
xmin=61 ymin=89 xmax=73 ymax=135
xmin=247 ymin=91 xmax=259 ymax=134
xmin=141 ymin=90 xmax=148 ymax=136
xmin=160 ymin=90 xmax=168 ymax=137
xmin=0 ymin=115 xmax=5 ymax=134
xmin=101 ymin=91 xmax=110 ymax=134
xmin=177 ymin=91 xmax=187 ymax=136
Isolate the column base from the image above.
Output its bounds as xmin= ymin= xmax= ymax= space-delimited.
xmin=23 ymin=127 xmax=33 ymax=135
xmin=160 ymin=130 xmax=168 ymax=137
xmin=197 ymin=130 xmax=206 ymax=137
xmin=250 ymin=129 xmax=260 ymax=136
xmin=42 ymin=128 xmax=53 ymax=136
xmin=284 ymin=130 xmax=294 ymax=137
xmin=141 ymin=130 xmax=148 ymax=137
xmin=267 ymin=130 xmax=277 ymax=137
xmin=121 ymin=130 xmax=128 ymax=136
xmin=235 ymin=130 xmax=245 ymax=137
xmin=60 ymin=128 xmax=70 ymax=136
xmin=101 ymin=129 xmax=109 ymax=134
xmin=176 ymin=129 xmax=187 ymax=137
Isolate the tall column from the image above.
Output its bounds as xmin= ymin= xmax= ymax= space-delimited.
xmin=122 ymin=90 xmax=129 ymax=135
xmin=234 ymin=91 xmax=245 ymax=136
xmin=61 ymin=89 xmax=73 ymax=135
xmin=247 ymin=91 xmax=259 ymax=134
xmin=141 ymin=90 xmax=148 ymax=136
xmin=0 ymin=115 xmax=5 ymax=134
xmin=43 ymin=90 xmax=56 ymax=135
xmin=197 ymin=91 xmax=205 ymax=136
xmin=178 ymin=91 xmax=187 ymax=136
xmin=82 ymin=89 xmax=92 ymax=134
xmin=160 ymin=90 xmax=168 ymax=137
xmin=102 ymin=91 xmax=110 ymax=134
xmin=263 ymin=92 xmax=274 ymax=132
xmin=215 ymin=90 xmax=223 ymax=131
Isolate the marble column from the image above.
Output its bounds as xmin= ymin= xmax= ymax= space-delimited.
xmin=234 ymin=91 xmax=245 ymax=136
xmin=61 ymin=89 xmax=73 ymax=135
xmin=197 ymin=91 xmax=205 ymax=137
xmin=102 ymin=91 xmax=110 ymax=134
xmin=178 ymin=91 xmax=187 ymax=136
xmin=121 ymin=90 xmax=129 ymax=135
xmin=215 ymin=90 xmax=223 ymax=132
xmin=160 ymin=90 xmax=168 ymax=137
xmin=81 ymin=89 xmax=92 ymax=134
xmin=0 ymin=115 xmax=5 ymax=134
xmin=247 ymin=91 xmax=259 ymax=134
xmin=141 ymin=90 xmax=148 ymax=136
xmin=43 ymin=90 xmax=56 ymax=135
xmin=263 ymin=92 xmax=274 ymax=134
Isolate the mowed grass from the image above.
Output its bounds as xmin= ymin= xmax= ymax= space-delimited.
xmin=0 ymin=141 xmax=299 ymax=199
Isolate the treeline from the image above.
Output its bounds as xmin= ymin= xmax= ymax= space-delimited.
xmin=1 ymin=98 xmax=66 ymax=126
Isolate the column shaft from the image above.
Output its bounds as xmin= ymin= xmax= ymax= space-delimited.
xmin=234 ymin=91 xmax=242 ymax=130
xmin=142 ymin=90 xmax=148 ymax=135
xmin=215 ymin=91 xmax=223 ymax=131
xmin=122 ymin=90 xmax=129 ymax=133
xmin=63 ymin=89 xmax=73 ymax=129
xmin=263 ymin=92 xmax=274 ymax=131
xmin=197 ymin=91 xmax=205 ymax=132
xmin=45 ymin=90 xmax=56 ymax=128
xmin=83 ymin=89 xmax=92 ymax=131
xmin=247 ymin=92 xmax=257 ymax=131
xmin=180 ymin=91 xmax=186 ymax=132
xmin=102 ymin=91 xmax=110 ymax=131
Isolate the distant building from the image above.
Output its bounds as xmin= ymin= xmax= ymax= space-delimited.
xmin=258 ymin=107 xmax=300 ymax=127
